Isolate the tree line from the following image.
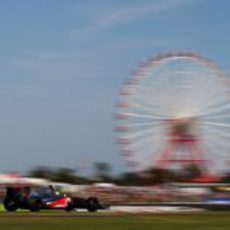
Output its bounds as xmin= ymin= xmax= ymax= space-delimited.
xmin=26 ymin=162 xmax=230 ymax=185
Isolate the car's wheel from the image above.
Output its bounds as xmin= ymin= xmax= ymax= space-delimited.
xmin=87 ymin=197 xmax=99 ymax=212
xmin=66 ymin=201 xmax=75 ymax=212
xmin=29 ymin=198 xmax=42 ymax=212
xmin=3 ymin=197 xmax=18 ymax=212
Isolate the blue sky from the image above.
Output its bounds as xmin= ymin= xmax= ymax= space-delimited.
xmin=0 ymin=0 xmax=230 ymax=175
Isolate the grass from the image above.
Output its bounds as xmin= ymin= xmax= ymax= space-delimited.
xmin=0 ymin=212 xmax=229 ymax=230
xmin=0 ymin=203 xmax=5 ymax=211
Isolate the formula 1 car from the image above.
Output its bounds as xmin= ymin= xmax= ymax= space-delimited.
xmin=3 ymin=186 xmax=107 ymax=212
xmin=205 ymin=196 xmax=230 ymax=210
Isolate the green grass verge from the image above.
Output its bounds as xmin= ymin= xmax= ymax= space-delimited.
xmin=0 ymin=203 xmax=5 ymax=211
xmin=0 ymin=212 xmax=229 ymax=230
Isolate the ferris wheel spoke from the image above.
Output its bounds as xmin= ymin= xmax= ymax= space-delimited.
xmin=184 ymin=69 xmax=226 ymax=111
xmin=131 ymin=142 xmax=158 ymax=161
xmin=131 ymin=99 xmax=167 ymax=114
xmin=198 ymin=87 xmax=228 ymax=112
xmin=130 ymin=102 xmax=170 ymax=119
xmin=117 ymin=111 xmax=162 ymax=120
xmin=202 ymin=98 xmax=228 ymax=113
xmin=194 ymin=87 xmax=225 ymax=113
xmin=133 ymin=103 xmax=170 ymax=118
xmin=204 ymin=135 xmax=230 ymax=148
xmin=201 ymin=126 xmax=230 ymax=138
xmin=130 ymin=129 xmax=165 ymax=151
xmin=119 ymin=126 xmax=160 ymax=141
xmin=116 ymin=122 xmax=162 ymax=132
xmin=206 ymin=84 xmax=226 ymax=102
xmin=200 ymin=142 xmax=225 ymax=171
xmin=204 ymin=113 xmax=230 ymax=120
xmin=197 ymin=91 xmax=225 ymax=112
xmin=135 ymin=94 xmax=176 ymax=116
xmin=133 ymin=103 xmax=167 ymax=117
xmin=204 ymin=134 xmax=230 ymax=148
xmin=119 ymin=121 xmax=162 ymax=129
xmin=198 ymin=102 xmax=230 ymax=117
xmin=133 ymin=89 xmax=171 ymax=112
xmin=202 ymin=121 xmax=230 ymax=128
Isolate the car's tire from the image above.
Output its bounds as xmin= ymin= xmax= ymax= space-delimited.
xmin=66 ymin=201 xmax=75 ymax=212
xmin=3 ymin=197 xmax=18 ymax=212
xmin=87 ymin=197 xmax=99 ymax=212
xmin=29 ymin=198 xmax=42 ymax=212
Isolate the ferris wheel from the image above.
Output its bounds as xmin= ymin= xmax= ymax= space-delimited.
xmin=115 ymin=51 xmax=230 ymax=174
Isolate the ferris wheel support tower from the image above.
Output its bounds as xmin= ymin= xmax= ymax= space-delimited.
xmin=156 ymin=118 xmax=208 ymax=172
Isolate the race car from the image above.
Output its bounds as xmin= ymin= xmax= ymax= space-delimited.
xmin=205 ymin=196 xmax=230 ymax=210
xmin=3 ymin=186 xmax=107 ymax=212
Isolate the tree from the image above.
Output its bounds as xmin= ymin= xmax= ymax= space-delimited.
xmin=93 ymin=162 xmax=112 ymax=181
xmin=181 ymin=164 xmax=203 ymax=179
xmin=27 ymin=166 xmax=92 ymax=184
xmin=52 ymin=168 xmax=77 ymax=184
xmin=116 ymin=172 xmax=143 ymax=186
xmin=27 ymin=166 xmax=54 ymax=180
xmin=143 ymin=168 xmax=176 ymax=184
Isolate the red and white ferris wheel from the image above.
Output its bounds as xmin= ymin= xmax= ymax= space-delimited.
xmin=115 ymin=51 xmax=230 ymax=175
